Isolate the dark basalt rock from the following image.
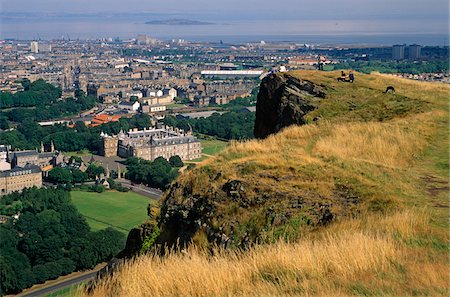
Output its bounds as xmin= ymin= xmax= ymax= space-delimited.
xmin=254 ymin=73 xmax=326 ymax=139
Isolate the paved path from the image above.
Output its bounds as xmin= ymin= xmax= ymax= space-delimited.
xmin=17 ymin=268 xmax=102 ymax=297
xmin=117 ymin=178 xmax=163 ymax=199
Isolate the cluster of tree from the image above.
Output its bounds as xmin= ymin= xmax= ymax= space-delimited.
xmin=46 ymin=163 xmax=105 ymax=185
xmin=1 ymin=79 xmax=61 ymax=108
xmin=331 ymin=60 xmax=449 ymax=75
xmin=47 ymin=167 xmax=88 ymax=184
xmin=126 ymin=156 xmax=182 ymax=190
xmin=0 ymin=114 xmax=9 ymax=130
xmin=0 ymin=113 xmax=152 ymax=152
xmin=0 ymin=187 xmax=125 ymax=295
xmin=5 ymin=96 xmax=96 ymax=124
xmin=1 ymin=80 xmax=97 ymax=125
xmin=163 ymin=111 xmax=255 ymax=140
xmin=107 ymin=178 xmax=130 ymax=192
xmin=220 ymin=96 xmax=256 ymax=111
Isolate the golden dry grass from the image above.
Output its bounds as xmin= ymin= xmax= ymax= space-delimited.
xmin=82 ymin=210 xmax=448 ymax=297
xmin=313 ymin=112 xmax=441 ymax=168
xmin=290 ymin=70 xmax=450 ymax=105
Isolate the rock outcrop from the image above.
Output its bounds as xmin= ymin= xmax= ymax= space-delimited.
xmin=254 ymin=73 xmax=326 ymax=139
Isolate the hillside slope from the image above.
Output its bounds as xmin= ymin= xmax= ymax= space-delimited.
xmin=84 ymin=71 xmax=449 ymax=296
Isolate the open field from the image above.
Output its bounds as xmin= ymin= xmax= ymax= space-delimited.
xmin=201 ymin=138 xmax=229 ymax=156
xmin=63 ymin=149 xmax=93 ymax=157
xmin=71 ymin=190 xmax=153 ymax=233
xmin=186 ymin=138 xmax=229 ymax=163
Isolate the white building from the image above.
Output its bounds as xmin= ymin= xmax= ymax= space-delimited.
xmin=30 ymin=41 xmax=39 ymax=53
xmin=118 ymin=101 xmax=141 ymax=112
xmin=167 ymin=88 xmax=177 ymax=100
xmin=146 ymin=89 xmax=164 ymax=97
xmin=142 ymin=94 xmax=173 ymax=106
xmin=125 ymin=90 xmax=143 ymax=99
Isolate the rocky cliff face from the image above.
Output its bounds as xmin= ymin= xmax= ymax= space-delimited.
xmin=254 ymin=73 xmax=326 ymax=139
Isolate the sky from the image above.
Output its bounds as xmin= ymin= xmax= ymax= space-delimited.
xmin=1 ymin=0 xmax=447 ymax=18
xmin=0 ymin=0 xmax=448 ymax=41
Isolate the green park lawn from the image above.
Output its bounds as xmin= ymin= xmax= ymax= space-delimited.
xmin=201 ymin=139 xmax=228 ymax=156
xmin=71 ymin=190 xmax=153 ymax=234
xmin=63 ymin=149 xmax=93 ymax=157
xmin=185 ymin=139 xmax=229 ymax=163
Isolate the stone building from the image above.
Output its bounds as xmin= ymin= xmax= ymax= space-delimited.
xmin=0 ymin=145 xmax=43 ymax=196
xmin=100 ymin=126 xmax=202 ymax=161
xmin=9 ymin=142 xmax=57 ymax=169
xmin=0 ymin=165 xmax=42 ymax=196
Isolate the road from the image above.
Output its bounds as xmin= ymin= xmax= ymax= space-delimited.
xmin=17 ymin=269 xmax=99 ymax=297
xmin=117 ymin=178 xmax=163 ymax=199
xmin=44 ymin=179 xmax=163 ymax=200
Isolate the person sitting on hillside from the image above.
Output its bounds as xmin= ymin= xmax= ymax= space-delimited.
xmin=337 ymin=71 xmax=347 ymax=82
xmin=349 ymin=71 xmax=355 ymax=83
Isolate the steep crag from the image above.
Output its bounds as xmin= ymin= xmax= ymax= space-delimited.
xmin=254 ymin=73 xmax=326 ymax=139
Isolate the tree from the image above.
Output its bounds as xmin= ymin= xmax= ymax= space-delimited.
xmin=169 ymin=155 xmax=184 ymax=167
xmin=69 ymin=156 xmax=83 ymax=164
xmin=0 ymin=188 xmax=126 ymax=294
xmin=89 ymin=228 xmax=126 ymax=262
xmin=0 ymin=116 xmax=9 ymax=130
xmin=21 ymin=78 xmax=31 ymax=91
xmin=47 ymin=167 xmax=73 ymax=184
xmin=74 ymin=121 xmax=88 ymax=133
xmin=86 ymin=164 xmax=105 ymax=180
xmin=72 ymin=169 xmax=88 ymax=183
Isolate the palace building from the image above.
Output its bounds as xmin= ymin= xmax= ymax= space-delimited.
xmin=100 ymin=126 xmax=202 ymax=161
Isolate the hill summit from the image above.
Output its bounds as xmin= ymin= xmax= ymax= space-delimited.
xmin=87 ymin=71 xmax=449 ymax=297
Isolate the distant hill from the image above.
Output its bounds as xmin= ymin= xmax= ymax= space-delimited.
xmin=145 ymin=18 xmax=214 ymax=25
xmin=84 ymin=71 xmax=450 ymax=297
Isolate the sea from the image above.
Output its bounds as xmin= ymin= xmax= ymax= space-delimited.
xmin=0 ymin=14 xmax=448 ymax=45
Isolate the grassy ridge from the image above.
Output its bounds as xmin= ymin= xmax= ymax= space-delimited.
xmin=82 ymin=72 xmax=449 ymax=296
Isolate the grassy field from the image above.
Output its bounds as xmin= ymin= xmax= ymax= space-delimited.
xmin=185 ymin=139 xmax=229 ymax=163
xmin=71 ymin=190 xmax=153 ymax=233
xmin=201 ymin=138 xmax=228 ymax=156
xmin=64 ymin=149 xmax=93 ymax=157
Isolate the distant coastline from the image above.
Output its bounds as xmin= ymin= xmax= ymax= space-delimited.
xmin=145 ymin=19 xmax=214 ymax=26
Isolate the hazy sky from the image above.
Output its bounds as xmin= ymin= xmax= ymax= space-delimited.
xmin=1 ymin=0 xmax=448 ymax=19
xmin=0 ymin=0 xmax=448 ymax=41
